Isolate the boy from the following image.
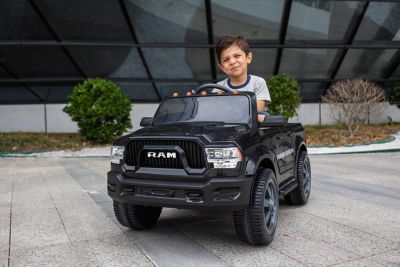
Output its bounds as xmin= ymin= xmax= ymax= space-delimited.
xmin=216 ymin=35 xmax=271 ymax=122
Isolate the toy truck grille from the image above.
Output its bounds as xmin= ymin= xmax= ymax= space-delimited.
xmin=125 ymin=139 xmax=205 ymax=169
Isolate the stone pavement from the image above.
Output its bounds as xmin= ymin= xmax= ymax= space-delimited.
xmin=1 ymin=152 xmax=400 ymax=266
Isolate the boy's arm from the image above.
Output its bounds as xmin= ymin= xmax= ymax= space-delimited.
xmin=257 ymin=100 xmax=266 ymax=112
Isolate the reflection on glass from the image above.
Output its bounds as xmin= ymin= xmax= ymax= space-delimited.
xmin=299 ymin=82 xmax=327 ymax=102
xmin=0 ymin=1 xmax=53 ymax=40
xmin=212 ymin=0 xmax=283 ymax=41
xmin=280 ymin=49 xmax=338 ymax=79
xmin=0 ymin=64 xmax=12 ymax=78
xmin=336 ymin=49 xmax=397 ymax=79
xmin=287 ymin=1 xmax=360 ymax=40
xmin=46 ymin=86 xmax=74 ymax=102
xmin=35 ymin=0 xmax=132 ymax=41
xmin=117 ymin=83 xmax=159 ymax=101
xmin=392 ymin=64 xmax=400 ymax=80
xmin=216 ymin=49 xmax=277 ymax=80
xmin=126 ymin=0 xmax=208 ymax=43
xmin=68 ymin=47 xmax=147 ymax=78
xmin=355 ymin=2 xmax=400 ymax=41
xmin=143 ymin=48 xmax=211 ymax=79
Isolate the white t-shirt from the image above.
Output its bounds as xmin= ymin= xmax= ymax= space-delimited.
xmin=217 ymin=75 xmax=271 ymax=102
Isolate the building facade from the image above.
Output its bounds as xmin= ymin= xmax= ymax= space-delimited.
xmin=1 ymin=0 xmax=400 ymax=131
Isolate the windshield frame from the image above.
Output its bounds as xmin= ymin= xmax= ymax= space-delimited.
xmin=152 ymin=94 xmax=254 ymax=127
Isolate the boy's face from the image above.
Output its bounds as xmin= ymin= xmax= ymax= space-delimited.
xmin=218 ymin=45 xmax=252 ymax=80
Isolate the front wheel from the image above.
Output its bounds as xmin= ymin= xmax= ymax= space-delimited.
xmin=113 ymin=201 xmax=162 ymax=230
xmin=233 ymin=168 xmax=279 ymax=245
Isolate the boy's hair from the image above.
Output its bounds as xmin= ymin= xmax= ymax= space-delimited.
xmin=216 ymin=35 xmax=250 ymax=63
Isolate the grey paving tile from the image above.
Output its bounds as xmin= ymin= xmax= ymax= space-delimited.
xmin=0 ymin=249 xmax=8 ymax=267
xmin=10 ymin=242 xmax=86 ymax=267
xmin=271 ymin=232 xmax=358 ymax=266
xmin=277 ymin=207 xmax=400 ymax=257
xmin=368 ymin=249 xmax=400 ymax=267
xmin=177 ymin=220 xmax=303 ymax=267
xmin=300 ymin=190 xmax=400 ymax=242
xmin=73 ymin=234 xmax=153 ymax=267
xmin=11 ymin=176 xmax=69 ymax=250
xmin=0 ymin=211 xmax=10 ymax=252
xmin=332 ymin=258 xmax=385 ymax=267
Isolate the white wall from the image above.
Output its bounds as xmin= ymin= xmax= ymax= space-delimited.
xmin=0 ymin=102 xmax=399 ymax=132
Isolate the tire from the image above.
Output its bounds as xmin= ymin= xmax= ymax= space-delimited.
xmin=233 ymin=168 xmax=279 ymax=245
xmin=285 ymin=151 xmax=311 ymax=205
xmin=113 ymin=201 xmax=162 ymax=230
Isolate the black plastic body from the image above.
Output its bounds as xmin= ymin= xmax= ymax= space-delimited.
xmin=107 ymin=92 xmax=307 ymax=210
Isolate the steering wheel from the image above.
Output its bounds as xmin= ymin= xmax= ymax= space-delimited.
xmin=195 ymin=83 xmax=233 ymax=94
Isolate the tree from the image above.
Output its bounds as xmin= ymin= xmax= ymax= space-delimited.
xmin=266 ymin=74 xmax=301 ymax=119
xmin=322 ymin=79 xmax=385 ymax=138
xmin=63 ymin=78 xmax=132 ymax=143
xmin=389 ymin=82 xmax=400 ymax=108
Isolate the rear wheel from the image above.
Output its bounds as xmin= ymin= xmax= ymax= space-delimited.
xmin=113 ymin=201 xmax=162 ymax=230
xmin=233 ymin=168 xmax=279 ymax=245
xmin=285 ymin=151 xmax=311 ymax=205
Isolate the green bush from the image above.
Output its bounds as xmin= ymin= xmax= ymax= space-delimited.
xmin=266 ymin=73 xmax=301 ymax=118
xmin=63 ymin=78 xmax=132 ymax=143
xmin=389 ymin=82 xmax=400 ymax=108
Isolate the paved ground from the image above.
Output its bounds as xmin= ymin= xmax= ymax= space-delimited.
xmin=1 ymin=153 xmax=400 ymax=267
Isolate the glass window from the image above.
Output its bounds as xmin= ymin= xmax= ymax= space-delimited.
xmin=299 ymin=82 xmax=328 ymax=102
xmin=117 ymin=83 xmax=159 ymax=101
xmin=0 ymin=0 xmax=53 ymax=40
xmin=212 ymin=0 xmax=283 ymax=41
xmin=280 ymin=49 xmax=339 ymax=79
xmin=125 ymin=0 xmax=208 ymax=43
xmin=391 ymin=64 xmax=400 ymax=80
xmin=0 ymin=46 xmax=82 ymax=78
xmin=336 ymin=49 xmax=397 ymax=79
xmin=38 ymin=85 xmax=72 ymax=103
xmin=143 ymin=48 xmax=211 ymax=80
xmin=67 ymin=47 xmax=147 ymax=78
xmin=35 ymin=0 xmax=132 ymax=41
xmin=0 ymin=64 xmax=12 ymax=78
xmin=287 ymin=1 xmax=360 ymax=40
xmin=153 ymin=95 xmax=251 ymax=125
xmin=0 ymin=86 xmax=43 ymax=103
xmin=216 ymin=49 xmax=277 ymax=80
xmin=354 ymin=2 xmax=400 ymax=41
xmin=156 ymin=83 xmax=201 ymax=99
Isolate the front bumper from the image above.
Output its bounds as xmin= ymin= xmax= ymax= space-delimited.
xmin=107 ymin=171 xmax=253 ymax=210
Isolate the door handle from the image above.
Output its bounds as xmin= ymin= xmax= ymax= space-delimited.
xmin=276 ymin=135 xmax=283 ymax=140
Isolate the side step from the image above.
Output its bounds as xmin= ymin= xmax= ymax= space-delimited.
xmin=279 ymin=178 xmax=298 ymax=196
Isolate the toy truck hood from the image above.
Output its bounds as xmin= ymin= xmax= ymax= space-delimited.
xmin=122 ymin=124 xmax=252 ymax=143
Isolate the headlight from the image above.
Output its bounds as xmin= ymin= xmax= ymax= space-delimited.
xmin=205 ymin=147 xmax=242 ymax=168
xmin=111 ymin=146 xmax=125 ymax=164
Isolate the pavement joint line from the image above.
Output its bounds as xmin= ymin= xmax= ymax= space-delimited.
xmin=299 ymin=209 xmax=400 ymax=246
xmin=41 ymin=170 xmax=73 ymax=244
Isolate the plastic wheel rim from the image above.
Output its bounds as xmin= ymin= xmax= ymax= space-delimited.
xmin=264 ymin=181 xmax=278 ymax=232
xmin=303 ymin=157 xmax=311 ymax=197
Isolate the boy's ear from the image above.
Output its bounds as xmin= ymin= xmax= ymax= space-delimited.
xmin=247 ymin=52 xmax=253 ymax=64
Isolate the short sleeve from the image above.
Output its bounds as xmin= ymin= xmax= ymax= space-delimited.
xmin=254 ymin=78 xmax=271 ymax=102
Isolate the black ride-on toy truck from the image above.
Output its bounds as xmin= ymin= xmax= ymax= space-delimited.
xmin=107 ymin=84 xmax=311 ymax=245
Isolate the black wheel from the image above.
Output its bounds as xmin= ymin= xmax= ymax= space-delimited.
xmin=285 ymin=151 xmax=311 ymax=205
xmin=233 ymin=168 xmax=279 ymax=245
xmin=113 ymin=201 xmax=162 ymax=230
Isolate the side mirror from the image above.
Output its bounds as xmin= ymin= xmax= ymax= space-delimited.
xmin=140 ymin=117 xmax=153 ymax=127
xmin=259 ymin=115 xmax=285 ymax=127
